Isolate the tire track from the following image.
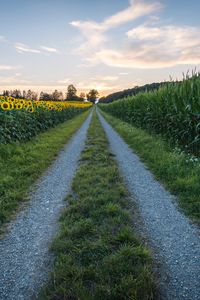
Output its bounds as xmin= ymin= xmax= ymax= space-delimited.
xmin=0 ymin=112 xmax=92 ymax=300
xmin=98 ymin=110 xmax=200 ymax=300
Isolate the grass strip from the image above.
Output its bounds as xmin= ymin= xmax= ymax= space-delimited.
xmin=0 ymin=110 xmax=90 ymax=229
xmin=100 ymin=110 xmax=200 ymax=223
xmin=41 ymin=112 xmax=154 ymax=300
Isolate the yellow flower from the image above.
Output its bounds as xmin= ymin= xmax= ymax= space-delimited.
xmin=16 ymin=103 xmax=23 ymax=110
xmin=9 ymin=103 xmax=14 ymax=110
xmin=1 ymin=102 xmax=10 ymax=110
xmin=28 ymin=107 xmax=35 ymax=113
xmin=0 ymin=96 xmax=5 ymax=101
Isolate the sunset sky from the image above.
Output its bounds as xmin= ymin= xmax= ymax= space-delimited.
xmin=0 ymin=0 xmax=200 ymax=96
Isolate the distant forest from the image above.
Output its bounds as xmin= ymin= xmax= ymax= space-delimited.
xmin=99 ymin=81 xmax=173 ymax=103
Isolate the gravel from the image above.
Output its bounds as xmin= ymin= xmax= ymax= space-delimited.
xmin=98 ymin=110 xmax=200 ymax=300
xmin=0 ymin=112 xmax=92 ymax=300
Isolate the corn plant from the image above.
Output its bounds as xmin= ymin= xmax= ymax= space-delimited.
xmin=100 ymin=74 xmax=200 ymax=156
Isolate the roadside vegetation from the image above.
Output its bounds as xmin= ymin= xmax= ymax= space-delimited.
xmin=100 ymin=111 xmax=200 ymax=223
xmin=0 ymin=110 xmax=90 ymax=230
xmin=100 ymin=73 xmax=200 ymax=156
xmin=41 ymin=112 xmax=154 ymax=300
xmin=0 ymin=96 xmax=92 ymax=143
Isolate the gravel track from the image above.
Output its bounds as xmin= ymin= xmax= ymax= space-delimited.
xmin=0 ymin=113 xmax=92 ymax=300
xmin=98 ymin=110 xmax=200 ymax=300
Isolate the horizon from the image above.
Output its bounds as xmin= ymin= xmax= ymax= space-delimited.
xmin=1 ymin=0 xmax=200 ymax=97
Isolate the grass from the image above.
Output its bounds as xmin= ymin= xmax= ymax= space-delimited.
xmin=100 ymin=110 xmax=200 ymax=223
xmin=0 ymin=110 xmax=90 ymax=230
xmin=40 ymin=112 xmax=154 ymax=300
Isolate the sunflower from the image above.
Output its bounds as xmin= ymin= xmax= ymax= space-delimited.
xmin=1 ymin=102 xmax=10 ymax=110
xmin=28 ymin=107 xmax=35 ymax=113
xmin=16 ymin=103 xmax=23 ymax=110
xmin=9 ymin=103 xmax=14 ymax=110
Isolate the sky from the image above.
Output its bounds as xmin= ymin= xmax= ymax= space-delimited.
xmin=0 ymin=0 xmax=200 ymax=97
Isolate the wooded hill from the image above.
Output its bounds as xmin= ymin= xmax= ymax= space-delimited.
xmin=99 ymin=81 xmax=172 ymax=103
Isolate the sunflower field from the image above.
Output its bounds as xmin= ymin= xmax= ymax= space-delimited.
xmin=100 ymin=74 xmax=200 ymax=156
xmin=0 ymin=96 xmax=92 ymax=143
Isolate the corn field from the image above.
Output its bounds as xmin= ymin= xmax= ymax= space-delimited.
xmin=100 ymin=74 xmax=200 ymax=156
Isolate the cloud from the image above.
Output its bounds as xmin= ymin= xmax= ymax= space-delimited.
xmin=77 ymin=81 xmax=120 ymax=91
xmin=0 ymin=35 xmax=7 ymax=43
xmin=0 ymin=75 xmax=31 ymax=85
xmin=70 ymin=0 xmax=162 ymax=55
xmin=124 ymin=24 xmax=200 ymax=67
xmin=127 ymin=24 xmax=200 ymax=44
xmin=15 ymin=73 xmax=22 ymax=77
xmin=57 ymin=78 xmax=70 ymax=84
xmin=90 ymin=41 xmax=200 ymax=70
xmin=90 ymin=75 xmax=119 ymax=81
xmin=71 ymin=0 xmax=162 ymax=32
xmin=0 ymin=35 xmax=59 ymax=55
xmin=70 ymin=0 xmax=200 ymax=69
xmin=103 ymin=76 xmax=119 ymax=81
xmin=15 ymin=43 xmax=60 ymax=55
xmin=40 ymin=46 xmax=59 ymax=53
xmin=15 ymin=43 xmax=41 ymax=54
xmin=70 ymin=0 xmax=162 ymax=56
xmin=70 ymin=21 xmax=106 ymax=54
xmin=118 ymin=72 xmax=129 ymax=75
xmin=102 ymin=0 xmax=162 ymax=29
xmin=0 ymin=65 xmax=21 ymax=71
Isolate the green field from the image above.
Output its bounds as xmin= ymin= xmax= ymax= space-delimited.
xmin=100 ymin=74 xmax=200 ymax=156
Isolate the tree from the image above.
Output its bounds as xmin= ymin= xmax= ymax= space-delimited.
xmin=79 ymin=92 xmax=85 ymax=101
xmin=26 ymin=89 xmax=33 ymax=100
xmin=100 ymin=82 xmax=172 ymax=103
xmin=66 ymin=84 xmax=77 ymax=100
xmin=3 ymin=90 xmax=9 ymax=96
xmin=11 ymin=89 xmax=22 ymax=98
xmin=31 ymin=91 xmax=38 ymax=100
xmin=39 ymin=91 xmax=44 ymax=100
xmin=26 ymin=89 xmax=38 ymax=100
xmin=39 ymin=92 xmax=52 ymax=100
xmin=87 ymin=89 xmax=99 ymax=103
xmin=52 ymin=90 xmax=63 ymax=101
xmin=23 ymin=90 xmax=26 ymax=99
xmin=99 ymin=96 xmax=106 ymax=102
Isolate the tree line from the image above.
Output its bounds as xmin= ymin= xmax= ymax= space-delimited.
xmin=99 ymin=81 xmax=173 ymax=103
xmin=1 ymin=84 xmax=99 ymax=103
